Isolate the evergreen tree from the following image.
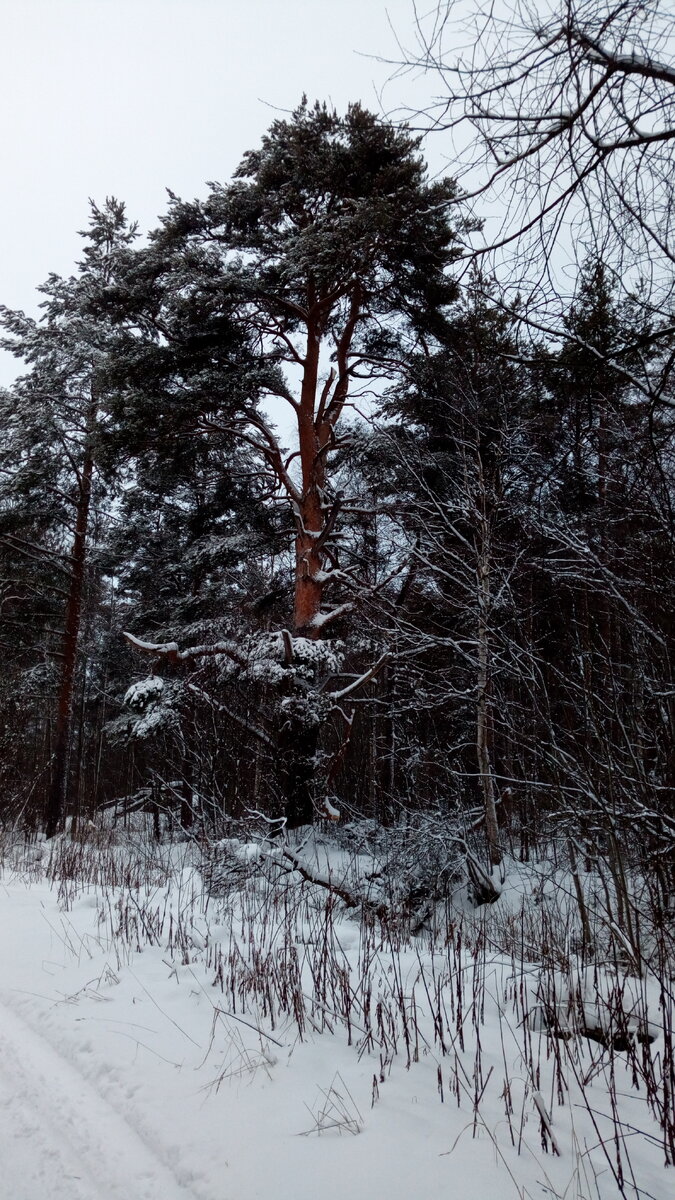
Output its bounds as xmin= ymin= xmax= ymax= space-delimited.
xmin=380 ymin=275 xmax=537 ymax=877
xmin=0 ymin=199 xmax=137 ymax=833
xmin=121 ymin=100 xmax=467 ymax=828
xmin=529 ymin=263 xmax=675 ymax=881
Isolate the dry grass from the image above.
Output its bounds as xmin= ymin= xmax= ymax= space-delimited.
xmin=1 ymin=822 xmax=672 ymax=1197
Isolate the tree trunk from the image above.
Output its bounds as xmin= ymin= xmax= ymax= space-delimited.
xmin=475 ymin=475 xmax=502 ymax=869
xmin=294 ymin=324 xmax=325 ymax=635
xmin=180 ymin=776 xmax=194 ymax=830
xmin=477 ymin=593 xmax=501 ymax=867
xmin=282 ymin=292 xmax=361 ymax=826
xmin=278 ymin=694 xmax=318 ymax=829
xmin=44 ymin=444 xmax=94 ymax=838
xmin=278 ymin=323 xmax=326 ymax=828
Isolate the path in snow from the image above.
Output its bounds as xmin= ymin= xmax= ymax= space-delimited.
xmin=0 ymin=999 xmax=199 ymax=1200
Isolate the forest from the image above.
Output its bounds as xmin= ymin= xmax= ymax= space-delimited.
xmin=1 ymin=3 xmax=674 ymax=1195
xmin=2 ymin=87 xmax=673 ymax=910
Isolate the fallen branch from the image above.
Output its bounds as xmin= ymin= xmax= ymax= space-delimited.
xmin=275 ymin=846 xmax=389 ymax=919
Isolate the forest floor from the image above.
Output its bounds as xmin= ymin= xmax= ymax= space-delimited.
xmin=0 ymin=833 xmax=671 ymax=1200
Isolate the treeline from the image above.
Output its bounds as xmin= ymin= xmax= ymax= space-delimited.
xmin=1 ymin=101 xmax=674 ymax=898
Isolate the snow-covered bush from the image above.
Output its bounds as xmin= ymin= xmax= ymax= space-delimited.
xmin=336 ymin=812 xmax=466 ymax=920
xmin=107 ymin=674 xmax=182 ymax=742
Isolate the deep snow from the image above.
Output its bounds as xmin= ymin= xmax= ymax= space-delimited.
xmin=0 ymin=842 xmax=671 ymax=1200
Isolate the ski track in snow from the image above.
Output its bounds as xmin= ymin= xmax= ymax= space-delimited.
xmin=0 ymin=999 xmax=199 ymax=1200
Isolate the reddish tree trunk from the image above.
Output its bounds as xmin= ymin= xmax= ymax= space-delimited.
xmin=281 ymin=291 xmax=361 ymax=824
xmin=293 ymin=324 xmax=325 ymax=635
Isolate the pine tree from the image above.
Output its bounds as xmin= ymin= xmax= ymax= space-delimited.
xmin=0 ymin=199 xmax=137 ymax=834
xmin=122 ymin=100 xmax=466 ymax=828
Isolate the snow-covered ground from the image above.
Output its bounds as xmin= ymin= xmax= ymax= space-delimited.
xmin=0 ymin=837 xmax=671 ymax=1200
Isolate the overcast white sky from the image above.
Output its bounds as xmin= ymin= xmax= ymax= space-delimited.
xmin=0 ymin=0 xmax=441 ymax=384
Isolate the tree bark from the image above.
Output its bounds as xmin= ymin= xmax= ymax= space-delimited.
xmin=278 ymin=708 xmax=319 ymax=829
xmin=282 ymin=318 xmax=330 ymax=825
xmin=475 ymin=468 xmax=502 ymax=869
xmin=477 ymin=586 xmax=502 ymax=867
xmin=44 ymin=442 xmax=94 ymax=838
xmin=294 ymin=321 xmax=325 ymax=635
